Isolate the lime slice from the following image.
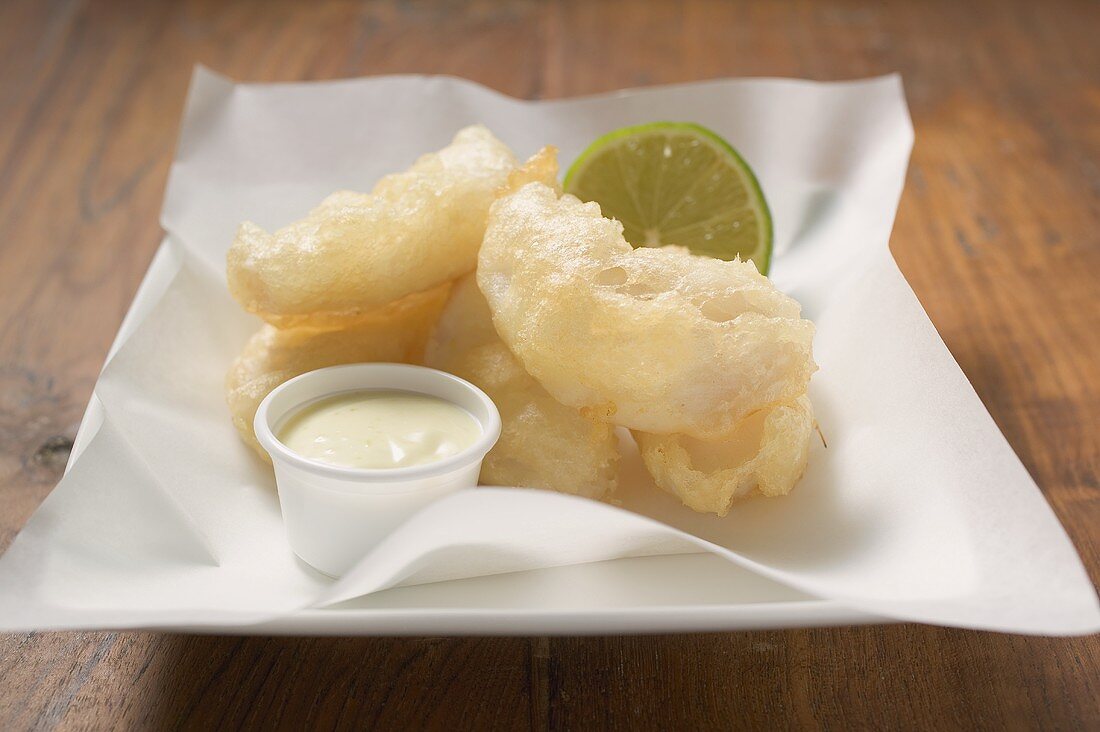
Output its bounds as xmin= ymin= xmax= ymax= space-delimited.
xmin=564 ymin=122 xmax=773 ymax=273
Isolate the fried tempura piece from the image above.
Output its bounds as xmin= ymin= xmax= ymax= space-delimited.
xmin=227 ymin=285 xmax=450 ymax=457
xmin=228 ymin=125 xmax=518 ymax=328
xmin=477 ymin=176 xmax=816 ymax=439
xmin=500 ymin=145 xmax=561 ymax=195
xmin=425 ymin=274 xmax=618 ymax=499
xmin=633 ymin=395 xmax=814 ymax=516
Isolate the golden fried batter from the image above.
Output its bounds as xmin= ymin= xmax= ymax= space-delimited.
xmin=425 ymin=275 xmax=618 ymax=499
xmin=478 ymin=176 xmax=816 ymax=438
xmin=228 ymin=125 xmax=517 ymax=328
xmin=633 ymin=395 xmax=814 ymax=516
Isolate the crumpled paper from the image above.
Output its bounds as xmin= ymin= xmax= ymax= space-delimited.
xmin=0 ymin=68 xmax=1096 ymax=635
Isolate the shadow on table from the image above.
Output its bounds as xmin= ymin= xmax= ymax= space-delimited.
xmin=142 ymin=625 xmax=1091 ymax=728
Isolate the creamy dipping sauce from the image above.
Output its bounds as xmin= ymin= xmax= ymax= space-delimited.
xmin=277 ymin=389 xmax=481 ymax=469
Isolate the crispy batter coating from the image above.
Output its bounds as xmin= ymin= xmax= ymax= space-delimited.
xmin=224 ymin=134 xmax=817 ymax=512
xmin=425 ymin=275 xmax=618 ymax=499
xmin=633 ymin=395 xmax=814 ymax=516
xmin=226 ymin=285 xmax=450 ymax=457
xmin=477 ymin=178 xmax=816 ymax=438
xmin=500 ymin=145 xmax=562 ymax=195
xmin=228 ymin=125 xmax=518 ymax=328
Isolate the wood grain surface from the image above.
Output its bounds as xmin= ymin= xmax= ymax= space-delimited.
xmin=1 ymin=0 xmax=1098 ymax=728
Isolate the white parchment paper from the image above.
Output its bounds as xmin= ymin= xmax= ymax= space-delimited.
xmin=0 ymin=68 xmax=1096 ymax=635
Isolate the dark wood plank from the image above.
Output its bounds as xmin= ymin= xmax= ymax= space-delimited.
xmin=0 ymin=0 xmax=1097 ymax=729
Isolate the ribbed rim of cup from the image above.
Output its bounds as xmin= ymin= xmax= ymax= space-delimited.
xmin=254 ymin=363 xmax=502 ymax=484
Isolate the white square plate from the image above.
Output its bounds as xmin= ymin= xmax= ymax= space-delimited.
xmin=72 ymin=240 xmax=882 ymax=635
xmin=1 ymin=70 xmax=1095 ymax=636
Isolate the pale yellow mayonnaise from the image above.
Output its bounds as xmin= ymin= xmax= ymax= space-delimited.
xmin=278 ymin=390 xmax=481 ymax=469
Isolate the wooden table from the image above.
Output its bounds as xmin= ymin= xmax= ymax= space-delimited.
xmin=2 ymin=0 xmax=1097 ymax=728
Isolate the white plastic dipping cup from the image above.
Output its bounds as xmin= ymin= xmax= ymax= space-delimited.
xmin=254 ymin=363 xmax=502 ymax=577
